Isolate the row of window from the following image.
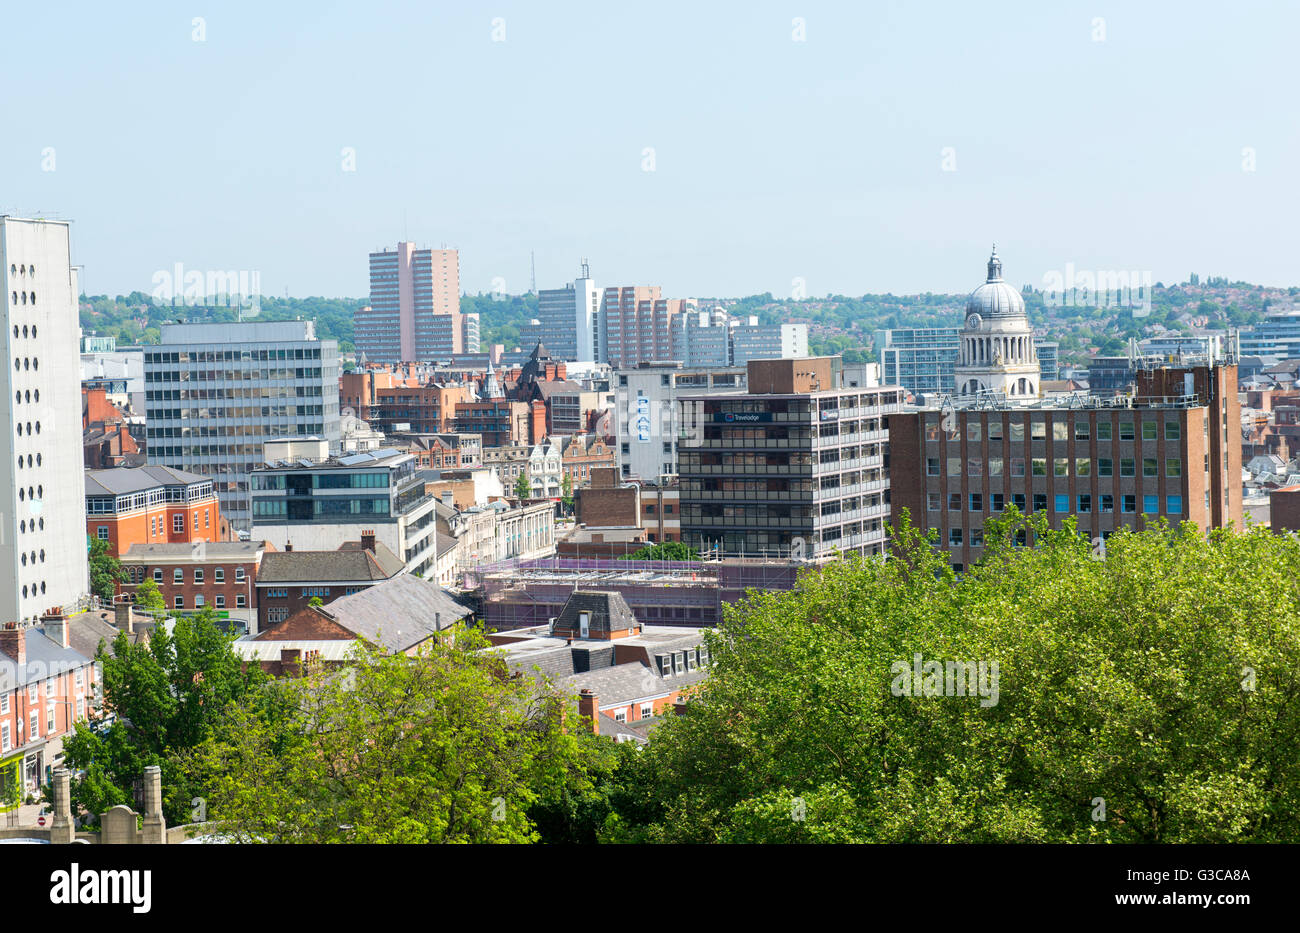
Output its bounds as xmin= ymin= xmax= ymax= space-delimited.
xmin=172 ymin=594 xmax=246 ymax=609
xmin=928 ymin=420 xmax=1183 ymax=442
xmin=933 ymin=492 xmax=1185 ymax=522
xmin=9 ymin=291 xmax=36 ymax=306
xmin=927 ymin=457 xmax=1185 ymax=478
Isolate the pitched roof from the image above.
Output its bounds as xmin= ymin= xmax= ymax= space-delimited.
xmin=0 ymin=628 xmax=93 ymax=691
xmin=256 ymin=541 xmax=404 ymax=583
xmin=85 ymin=465 xmax=210 ymax=496
xmin=61 ymin=610 xmax=150 ymax=658
xmin=312 ymin=575 xmax=472 ymax=653
xmin=551 ymin=590 xmax=640 ymax=639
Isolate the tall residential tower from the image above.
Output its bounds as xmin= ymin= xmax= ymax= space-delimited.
xmin=357 ymin=242 xmax=472 ymax=361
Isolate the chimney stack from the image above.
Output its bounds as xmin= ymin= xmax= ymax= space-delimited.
xmin=360 ymin=530 xmax=375 ymax=552
xmin=281 ymin=648 xmax=302 ymax=678
xmin=285 ymin=540 xmax=293 ymax=552
xmin=114 ymin=601 xmax=134 ymax=633
xmin=577 ymin=688 xmax=600 ymax=734
xmin=41 ymin=607 xmax=68 ymax=649
xmin=0 ymin=623 xmax=26 ymax=667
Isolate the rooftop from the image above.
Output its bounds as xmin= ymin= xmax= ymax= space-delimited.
xmin=123 ymin=541 xmax=268 ymax=562
xmin=256 ymin=540 xmax=404 ymax=583
xmin=86 ymin=465 xmax=211 ymax=496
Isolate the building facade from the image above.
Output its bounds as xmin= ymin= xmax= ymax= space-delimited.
xmin=1 ymin=216 xmax=91 ymax=621
xmin=143 ymin=321 xmax=340 ymax=532
xmin=875 ymin=327 xmax=1057 ymax=398
xmin=119 ymin=541 xmax=266 ymax=630
xmin=537 ymin=263 xmax=600 ymax=362
xmin=888 ymin=363 xmax=1243 ymax=571
xmin=677 ymin=357 xmax=901 ymax=560
xmin=86 ymin=466 xmax=226 ymax=560
xmin=358 ymin=242 xmax=470 ymax=362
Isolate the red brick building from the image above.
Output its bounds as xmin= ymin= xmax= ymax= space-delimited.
xmin=253 ymin=533 xmax=405 ymax=630
xmin=86 ymin=466 xmax=231 ymax=560
xmin=120 ymin=541 xmax=270 ymax=627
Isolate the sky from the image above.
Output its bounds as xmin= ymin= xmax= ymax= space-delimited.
xmin=5 ymin=1 xmax=1299 ymax=301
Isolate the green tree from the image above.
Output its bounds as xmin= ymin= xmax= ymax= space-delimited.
xmin=182 ymin=628 xmax=606 ymax=843
xmin=132 ymin=578 xmax=167 ymax=615
xmin=88 ymin=536 xmax=126 ymax=602
xmin=621 ymin=541 xmax=700 ymax=562
xmin=609 ymin=510 xmax=1300 ymax=843
xmin=560 ymin=473 xmax=574 ymax=512
xmin=61 ymin=608 xmax=269 ymax=825
xmin=514 ymin=470 xmax=532 ymax=499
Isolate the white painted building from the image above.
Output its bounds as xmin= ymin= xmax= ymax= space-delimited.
xmin=1 ymin=217 xmax=91 ymax=620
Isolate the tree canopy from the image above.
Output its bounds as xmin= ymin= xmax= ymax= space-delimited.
xmin=603 ymin=510 xmax=1300 ymax=842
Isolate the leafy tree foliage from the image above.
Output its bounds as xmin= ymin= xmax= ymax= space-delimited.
xmin=610 ymin=511 xmax=1300 ymax=842
xmin=62 ymin=609 xmax=268 ymax=825
xmin=88 ymin=536 xmax=125 ymax=602
xmin=182 ymin=629 xmax=606 ymax=843
xmin=620 ymin=541 xmax=700 ymax=562
xmin=131 ymin=578 xmax=167 ymax=615
xmin=514 ymin=471 xmax=532 ymax=499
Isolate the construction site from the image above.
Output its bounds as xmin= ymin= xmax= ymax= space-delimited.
xmin=462 ymin=557 xmax=808 ymax=630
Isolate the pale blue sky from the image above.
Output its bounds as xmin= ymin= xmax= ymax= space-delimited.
xmin=5 ymin=1 xmax=1298 ymax=299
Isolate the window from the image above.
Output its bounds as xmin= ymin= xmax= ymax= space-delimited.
xmin=214 ymin=568 xmax=225 ymax=583
xmin=1099 ymin=458 xmax=1113 ymax=477
xmin=195 ymin=595 xmax=205 ymax=608
xmin=1031 ymin=421 xmax=1046 ymax=441
xmin=967 ymin=423 xmax=981 ymax=442
xmin=927 ymin=493 xmax=941 ymax=511
xmin=174 ymin=568 xmax=184 ymax=583
xmin=174 ymin=596 xmax=184 ymax=609
xmin=29 ymin=712 xmax=38 ymax=739
xmin=1142 ymin=421 xmax=1158 ymax=441
xmin=1033 ymin=494 xmax=1047 ymax=512
xmin=949 ymin=528 xmax=963 ymax=546
xmin=1120 ymin=421 xmax=1135 ymax=441
xmin=1121 ymin=458 xmax=1135 ymax=477
xmin=1053 ymin=422 xmax=1068 ymax=441
xmin=77 ymin=698 xmax=86 ymax=719
xmin=925 ymin=423 xmax=941 ymax=441
xmin=1010 ymin=422 xmax=1025 ymax=442
xmin=640 ymin=702 xmax=653 ymax=719
xmin=1011 ymin=458 xmax=1025 ymax=477
xmin=1013 ymin=493 xmax=1026 ymax=511
xmin=1097 ymin=421 xmax=1112 ymax=441
xmin=0 ymin=693 xmax=7 ymax=714
xmin=173 ymin=514 xmax=184 ymax=533
xmin=969 ymin=493 xmax=983 ymax=511
xmin=205 ymin=511 xmax=210 ymax=528
xmin=1166 ymin=458 xmax=1182 ymax=477
xmin=1100 ymin=494 xmax=1113 ymax=513
xmin=153 ymin=568 xmax=163 ymax=583
xmin=75 ymin=669 xmax=83 ymax=692
xmin=47 ymin=704 xmax=54 ymax=732
xmin=970 ymin=527 xmax=984 ymax=547
xmin=235 ymin=567 xmax=246 ymax=582
xmin=193 ymin=511 xmax=199 ymax=531
xmin=926 ymin=457 xmax=940 ymax=476
xmin=194 ymin=568 xmax=204 ymax=584
xmin=988 ymin=421 xmax=1003 ymax=441
xmin=97 ymin=526 xmax=109 ymax=541
xmin=1075 ymin=421 xmax=1090 ymax=441
xmin=1054 ymin=458 xmax=1069 ymax=477
xmin=1165 ymin=421 xmax=1181 ymax=440
xmin=614 ymin=708 xmax=627 ymax=723
xmin=1167 ymin=495 xmax=1183 ymax=514
xmin=948 ymin=493 xmax=961 ymax=511
xmin=1122 ymin=494 xmax=1136 ymax=513
xmin=1078 ymin=494 xmax=1092 ymax=513
xmin=1054 ymin=494 xmax=1069 ymax=512
xmin=28 ymin=683 xmax=37 ymax=703
xmin=991 ymin=493 xmax=1004 ymax=511
xmin=1143 ymin=458 xmax=1158 ymax=478
xmin=989 ymin=457 xmax=1002 ymax=476
xmin=1143 ymin=495 xmax=1158 ymax=514
xmin=968 ymin=458 xmax=981 ymax=476
xmin=236 ymin=594 xmax=247 ymax=608
xmin=947 ymin=457 xmax=961 ymax=477
xmin=1 ymin=723 xmax=9 ymax=752
xmin=1032 ymin=458 xmax=1047 ymax=476
xmin=1076 ymin=459 xmax=1091 ymax=477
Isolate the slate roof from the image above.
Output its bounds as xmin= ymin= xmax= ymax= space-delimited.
xmin=596 ymin=712 xmax=651 ymax=744
xmin=290 ymin=574 xmax=471 ymax=653
xmin=123 ymin=541 xmax=266 ymax=561
xmin=551 ymin=591 xmax=640 ymax=639
xmin=60 ymin=610 xmax=150 ymax=659
xmin=558 ymin=663 xmax=707 ymax=708
xmin=533 ymin=380 xmax=586 ymax=398
xmin=0 ymin=628 xmax=93 ymax=692
xmin=256 ymin=541 xmax=404 ymax=583
xmin=85 ymin=465 xmax=210 ymax=496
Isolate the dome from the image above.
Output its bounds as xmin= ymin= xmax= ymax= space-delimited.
xmin=965 ymin=247 xmax=1025 ymax=320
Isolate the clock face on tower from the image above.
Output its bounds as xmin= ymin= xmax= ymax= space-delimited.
xmin=966 ymin=313 xmax=982 ymax=329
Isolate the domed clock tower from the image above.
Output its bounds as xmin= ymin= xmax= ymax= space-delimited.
xmin=954 ymin=247 xmax=1040 ymax=398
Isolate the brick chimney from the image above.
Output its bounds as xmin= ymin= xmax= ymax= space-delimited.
xmin=0 ymin=623 xmax=26 ymax=666
xmin=360 ymin=530 xmax=375 ymax=552
xmin=577 ymin=688 xmax=600 ymax=734
xmin=281 ymin=648 xmax=302 ymax=678
xmin=529 ymin=399 xmax=547 ymax=445
xmin=114 ymin=601 xmax=134 ymax=633
xmin=41 ymin=607 xmax=68 ymax=649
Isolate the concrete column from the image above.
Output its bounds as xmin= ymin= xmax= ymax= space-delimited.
xmin=49 ymin=767 xmax=74 ymax=844
xmin=140 ymin=765 xmax=166 ymax=844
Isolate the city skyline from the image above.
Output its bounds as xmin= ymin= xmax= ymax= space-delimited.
xmin=5 ymin=2 xmax=1300 ymax=301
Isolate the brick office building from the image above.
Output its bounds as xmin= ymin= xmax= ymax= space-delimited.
xmin=888 ymin=363 xmax=1243 ymax=570
xmin=120 ymin=540 xmax=270 ymax=628
xmin=86 ymin=465 xmax=231 ymax=560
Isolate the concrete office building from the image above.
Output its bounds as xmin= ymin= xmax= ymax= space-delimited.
xmin=888 ymin=362 xmax=1243 ymax=571
xmin=357 ymin=242 xmax=472 ymax=361
xmin=730 ymin=319 xmax=809 ymax=366
xmin=615 ymin=361 xmax=747 ymax=481
xmin=537 ymin=262 xmax=600 ymax=362
xmin=250 ymin=447 xmax=440 ymax=577
xmin=143 ymin=321 xmax=340 ymax=532
xmin=677 ymin=357 xmax=902 ymax=560
xmin=1 ymin=216 xmax=91 ymax=620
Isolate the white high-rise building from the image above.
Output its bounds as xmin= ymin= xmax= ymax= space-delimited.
xmin=1 ymin=217 xmax=90 ymax=620
xmin=537 ymin=261 xmax=600 ymax=362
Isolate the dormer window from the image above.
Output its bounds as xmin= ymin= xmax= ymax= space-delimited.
xmin=579 ymin=612 xmax=590 ymax=639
